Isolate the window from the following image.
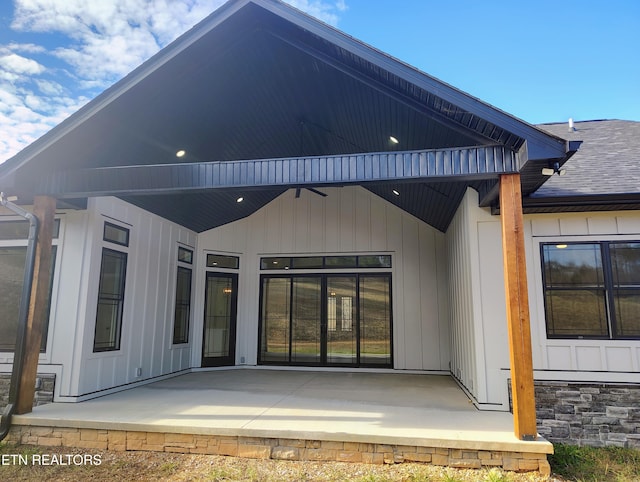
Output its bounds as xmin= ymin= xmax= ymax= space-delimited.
xmin=103 ymin=222 xmax=129 ymax=246
xmin=0 ymin=219 xmax=59 ymax=352
xmin=259 ymin=273 xmax=392 ymax=367
xmin=93 ymin=249 xmax=127 ymax=351
xmin=178 ymin=246 xmax=193 ymax=264
xmin=173 ymin=247 xmax=193 ymax=344
xmin=93 ymin=221 xmax=129 ymax=352
xmin=206 ymin=254 xmax=239 ymax=269
xmin=260 ymin=255 xmax=392 ymax=270
xmin=0 ymin=219 xmax=60 ymax=240
xmin=541 ymin=242 xmax=640 ymax=339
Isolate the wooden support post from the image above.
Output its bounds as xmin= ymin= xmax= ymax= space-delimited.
xmin=499 ymin=173 xmax=537 ymax=441
xmin=15 ymin=196 xmax=56 ymax=415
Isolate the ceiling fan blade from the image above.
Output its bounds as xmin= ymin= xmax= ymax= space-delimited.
xmin=306 ymin=187 xmax=328 ymax=197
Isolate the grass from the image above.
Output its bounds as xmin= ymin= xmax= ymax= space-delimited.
xmin=549 ymin=443 xmax=640 ymax=481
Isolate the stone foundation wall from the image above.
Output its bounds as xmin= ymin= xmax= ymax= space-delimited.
xmin=510 ymin=380 xmax=640 ymax=448
xmin=6 ymin=426 xmax=551 ymax=474
xmin=0 ymin=373 xmax=55 ymax=411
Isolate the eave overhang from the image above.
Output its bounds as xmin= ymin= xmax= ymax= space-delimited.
xmin=522 ymin=193 xmax=640 ymax=214
xmin=0 ymin=0 xmax=574 ymax=233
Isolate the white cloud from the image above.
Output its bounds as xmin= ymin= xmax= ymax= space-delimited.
xmin=0 ymin=52 xmax=46 ymax=75
xmin=35 ymin=79 xmax=66 ymax=96
xmin=0 ymin=0 xmax=347 ymax=163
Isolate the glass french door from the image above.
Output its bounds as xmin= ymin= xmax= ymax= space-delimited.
xmin=326 ymin=276 xmax=357 ymax=365
xmin=202 ymin=272 xmax=238 ymax=367
xmin=259 ymin=274 xmax=392 ymax=367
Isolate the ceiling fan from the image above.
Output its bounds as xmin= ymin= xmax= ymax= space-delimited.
xmin=295 ymin=187 xmax=328 ymax=198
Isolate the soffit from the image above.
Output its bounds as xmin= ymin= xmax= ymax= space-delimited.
xmin=0 ymin=0 xmax=572 ymax=232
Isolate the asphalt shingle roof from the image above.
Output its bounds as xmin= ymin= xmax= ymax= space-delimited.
xmin=534 ymin=119 xmax=640 ymax=198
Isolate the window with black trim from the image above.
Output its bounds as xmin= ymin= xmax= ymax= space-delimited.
xmin=260 ymin=255 xmax=391 ymax=270
xmin=173 ymin=246 xmax=193 ymax=344
xmin=206 ymin=254 xmax=239 ymax=269
xmin=103 ymin=222 xmax=129 ymax=246
xmin=0 ymin=219 xmax=59 ymax=352
xmin=259 ymin=273 xmax=392 ymax=367
xmin=94 ymin=221 xmax=129 ymax=352
xmin=178 ymin=246 xmax=193 ymax=264
xmin=93 ymin=248 xmax=127 ymax=351
xmin=541 ymin=241 xmax=640 ymax=339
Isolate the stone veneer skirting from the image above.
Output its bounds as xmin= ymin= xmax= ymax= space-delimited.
xmin=5 ymin=426 xmax=551 ymax=475
xmin=0 ymin=373 xmax=55 ymax=411
xmin=510 ymin=380 xmax=640 ymax=448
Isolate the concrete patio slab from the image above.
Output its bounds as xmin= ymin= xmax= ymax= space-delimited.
xmin=11 ymin=369 xmax=552 ymax=454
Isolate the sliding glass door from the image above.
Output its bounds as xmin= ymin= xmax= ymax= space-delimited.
xmin=259 ymin=274 xmax=391 ymax=367
xmin=291 ymin=277 xmax=322 ymax=364
xmin=360 ymin=276 xmax=392 ymax=366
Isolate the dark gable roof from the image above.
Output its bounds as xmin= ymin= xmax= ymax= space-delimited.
xmin=524 ymin=120 xmax=640 ymax=213
xmin=0 ymin=0 xmax=573 ymax=232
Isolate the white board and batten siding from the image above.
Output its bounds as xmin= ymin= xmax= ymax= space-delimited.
xmin=445 ymin=188 xmax=508 ymax=409
xmin=528 ymin=212 xmax=640 ymax=381
xmin=448 ymin=189 xmax=640 ymax=411
xmin=72 ymin=197 xmax=196 ymax=397
xmin=194 ymin=186 xmax=450 ymax=371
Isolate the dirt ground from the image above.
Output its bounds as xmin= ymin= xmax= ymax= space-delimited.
xmin=0 ymin=444 xmax=563 ymax=481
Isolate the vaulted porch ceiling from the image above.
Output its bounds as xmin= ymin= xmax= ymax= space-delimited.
xmin=0 ymin=0 xmax=574 ymax=233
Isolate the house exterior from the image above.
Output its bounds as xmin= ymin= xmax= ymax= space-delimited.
xmin=0 ymin=0 xmax=638 ymax=447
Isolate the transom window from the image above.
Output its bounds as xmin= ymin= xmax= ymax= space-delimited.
xmin=206 ymin=254 xmax=239 ymax=269
xmin=541 ymin=242 xmax=640 ymax=339
xmin=103 ymin=222 xmax=129 ymax=246
xmin=260 ymin=255 xmax=391 ymax=270
xmin=0 ymin=219 xmax=60 ymax=240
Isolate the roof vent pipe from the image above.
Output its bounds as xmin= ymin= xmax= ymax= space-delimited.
xmin=0 ymin=193 xmax=39 ymax=442
xmin=568 ymin=118 xmax=575 ymax=132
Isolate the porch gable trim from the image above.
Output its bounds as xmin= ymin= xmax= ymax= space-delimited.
xmin=41 ymin=145 xmax=519 ymax=198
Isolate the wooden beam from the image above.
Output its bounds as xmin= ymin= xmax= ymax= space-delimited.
xmin=15 ymin=196 xmax=56 ymax=415
xmin=499 ymin=173 xmax=537 ymax=440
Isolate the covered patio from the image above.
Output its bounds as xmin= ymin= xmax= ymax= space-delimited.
xmin=8 ymin=369 xmax=552 ymax=472
xmin=0 ymin=2 xmax=578 ymax=474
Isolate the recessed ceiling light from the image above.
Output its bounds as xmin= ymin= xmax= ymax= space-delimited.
xmin=392 ymin=189 xmax=400 ymax=196
xmin=176 ymin=149 xmax=186 ymax=158
xmin=236 ymin=197 xmax=244 ymax=203
xmin=389 ymin=136 xmax=399 ymax=144
xmin=556 ymin=244 xmax=568 ymax=249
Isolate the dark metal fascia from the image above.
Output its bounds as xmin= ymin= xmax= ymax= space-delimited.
xmin=523 ymin=193 xmax=640 ymax=210
xmin=488 ymin=193 xmax=640 ymax=215
xmin=41 ymin=146 xmax=520 ymax=198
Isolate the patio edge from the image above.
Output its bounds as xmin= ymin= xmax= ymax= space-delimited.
xmin=5 ymin=424 xmax=552 ymax=475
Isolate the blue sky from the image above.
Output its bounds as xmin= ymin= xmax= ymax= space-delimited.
xmin=0 ymin=0 xmax=638 ymax=163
